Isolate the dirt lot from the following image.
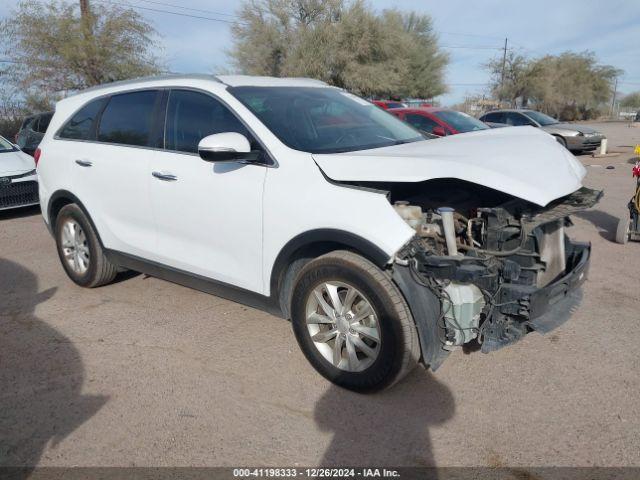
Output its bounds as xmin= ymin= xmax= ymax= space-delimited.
xmin=1 ymin=122 xmax=639 ymax=468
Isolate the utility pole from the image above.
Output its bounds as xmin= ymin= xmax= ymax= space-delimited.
xmin=79 ymin=0 xmax=90 ymax=20
xmin=610 ymin=77 xmax=618 ymax=118
xmin=499 ymin=37 xmax=508 ymax=104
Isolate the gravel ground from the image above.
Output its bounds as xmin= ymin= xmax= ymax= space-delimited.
xmin=1 ymin=122 xmax=639 ymax=468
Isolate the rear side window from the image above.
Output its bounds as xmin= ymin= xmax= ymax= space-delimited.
xmin=59 ymin=99 xmax=106 ymax=140
xmin=405 ymin=113 xmax=440 ymax=134
xmin=164 ymin=89 xmax=248 ymax=154
xmin=482 ymin=112 xmax=504 ymax=123
xmin=97 ymin=90 xmax=158 ymax=147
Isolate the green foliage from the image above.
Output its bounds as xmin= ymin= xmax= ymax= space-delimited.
xmin=485 ymin=50 xmax=621 ymax=120
xmin=0 ymin=0 xmax=162 ymax=102
xmin=621 ymin=91 xmax=640 ymax=109
xmin=230 ymin=0 xmax=448 ymax=98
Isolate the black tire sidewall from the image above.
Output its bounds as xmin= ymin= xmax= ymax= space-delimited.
xmin=55 ymin=205 xmax=100 ymax=287
xmin=291 ymin=260 xmax=406 ymax=393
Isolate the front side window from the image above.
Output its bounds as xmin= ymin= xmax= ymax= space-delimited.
xmin=505 ymin=112 xmax=534 ymax=126
xmin=59 ymin=98 xmax=106 ymax=140
xmin=229 ymin=87 xmax=423 ymax=154
xmin=433 ymin=111 xmax=488 ymax=133
xmin=97 ymin=90 xmax=158 ymax=147
xmin=164 ymin=90 xmax=249 ymax=154
xmin=405 ymin=113 xmax=440 ymax=134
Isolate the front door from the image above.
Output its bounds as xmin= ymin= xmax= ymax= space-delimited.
xmin=148 ymin=89 xmax=267 ymax=293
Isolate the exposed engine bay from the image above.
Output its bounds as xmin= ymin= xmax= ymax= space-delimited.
xmin=362 ymin=179 xmax=600 ymax=361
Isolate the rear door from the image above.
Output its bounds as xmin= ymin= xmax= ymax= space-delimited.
xmin=148 ymin=89 xmax=267 ymax=292
xmin=64 ymin=90 xmax=161 ymax=258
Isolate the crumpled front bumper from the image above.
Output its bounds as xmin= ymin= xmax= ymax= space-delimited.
xmin=526 ymin=240 xmax=590 ymax=333
xmin=392 ymin=238 xmax=591 ymax=369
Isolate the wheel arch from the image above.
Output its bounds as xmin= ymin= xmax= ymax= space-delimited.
xmin=47 ymin=190 xmax=105 ymax=247
xmin=269 ymin=229 xmax=392 ymax=319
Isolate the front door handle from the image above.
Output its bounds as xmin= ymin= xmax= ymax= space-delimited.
xmin=75 ymin=159 xmax=93 ymax=167
xmin=152 ymin=171 xmax=178 ymax=182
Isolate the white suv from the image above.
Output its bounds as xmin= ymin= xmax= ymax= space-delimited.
xmin=37 ymin=75 xmax=598 ymax=392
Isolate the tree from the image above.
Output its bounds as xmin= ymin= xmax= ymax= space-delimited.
xmin=485 ymin=51 xmax=541 ymax=107
xmin=230 ymin=0 xmax=448 ymax=98
xmin=0 ymin=0 xmax=162 ymax=104
xmin=621 ymin=91 xmax=640 ymax=109
xmin=485 ymin=50 xmax=620 ymax=120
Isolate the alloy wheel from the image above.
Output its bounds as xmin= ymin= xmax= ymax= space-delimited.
xmin=60 ymin=219 xmax=90 ymax=274
xmin=305 ymin=281 xmax=381 ymax=372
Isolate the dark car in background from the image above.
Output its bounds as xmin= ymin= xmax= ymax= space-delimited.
xmin=15 ymin=111 xmax=53 ymax=156
xmin=390 ymin=107 xmax=490 ymax=137
xmin=479 ymin=109 xmax=604 ymax=152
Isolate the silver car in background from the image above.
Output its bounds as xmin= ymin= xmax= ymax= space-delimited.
xmin=480 ymin=109 xmax=605 ymax=152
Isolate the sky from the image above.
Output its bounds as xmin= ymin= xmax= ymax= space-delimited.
xmin=1 ymin=0 xmax=639 ymax=105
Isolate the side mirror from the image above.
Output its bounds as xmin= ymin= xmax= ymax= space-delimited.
xmin=432 ymin=126 xmax=446 ymax=137
xmin=198 ymin=132 xmax=260 ymax=163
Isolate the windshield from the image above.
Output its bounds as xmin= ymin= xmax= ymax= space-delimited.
xmin=523 ymin=110 xmax=558 ymax=126
xmin=229 ymin=87 xmax=424 ymax=154
xmin=0 ymin=135 xmax=16 ymax=153
xmin=433 ymin=110 xmax=489 ymax=133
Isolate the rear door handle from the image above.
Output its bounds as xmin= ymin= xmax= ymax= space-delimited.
xmin=152 ymin=171 xmax=178 ymax=182
xmin=75 ymin=159 xmax=93 ymax=167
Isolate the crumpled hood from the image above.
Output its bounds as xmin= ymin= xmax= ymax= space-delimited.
xmin=313 ymin=126 xmax=586 ymax=207
xmin=0 ymin=150 xmax=36 ymax=175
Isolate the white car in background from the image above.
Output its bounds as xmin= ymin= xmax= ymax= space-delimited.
xmin=0 ymin=135 xmax=38 ymax=211
xmin=37 ymin=75 xmax=599 ymax=392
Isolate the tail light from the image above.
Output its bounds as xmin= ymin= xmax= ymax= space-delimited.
xmin=632 ymin=162 xmax=640 ymax=178
xmin=34 ymin=148 xmax=42 ymax=166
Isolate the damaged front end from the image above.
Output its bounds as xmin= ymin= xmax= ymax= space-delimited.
xmin=387 ymin=181 xmax=601 ymax=369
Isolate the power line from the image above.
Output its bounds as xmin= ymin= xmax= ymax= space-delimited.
xmin=97 ymin=0 xmax=241 ymax=24
xmin=441 ymin=45 xmax=503 ymax=50
xmin=438 ymin=31 xmax=504 ymax=40
xmin=133 ymin=0 xmax=237 ymax=18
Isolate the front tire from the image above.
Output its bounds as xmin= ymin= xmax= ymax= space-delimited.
xmin=554 ymin=135 xmax=568 ymax=150
xmin=615 ymin=216 xmax=630 ymax=244
xmin=290 ymin=251 xmax=419 ymax=393
xmin=55 ymin=204 xmax=118 ymax=287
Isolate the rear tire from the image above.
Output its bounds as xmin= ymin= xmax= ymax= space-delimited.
xmin=290 ymin=250 xmax=419 ymax=393
xmin=55 ymin=204 xmax=118 ymax=287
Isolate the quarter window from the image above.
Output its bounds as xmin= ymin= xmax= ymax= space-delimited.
xmin=59 ymin=99 xmax=106 ymax=140
xmin=164 ymin=89 xmax=249 ymax=154
xmin=97 ymin=90 xmax=158 ymax=146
